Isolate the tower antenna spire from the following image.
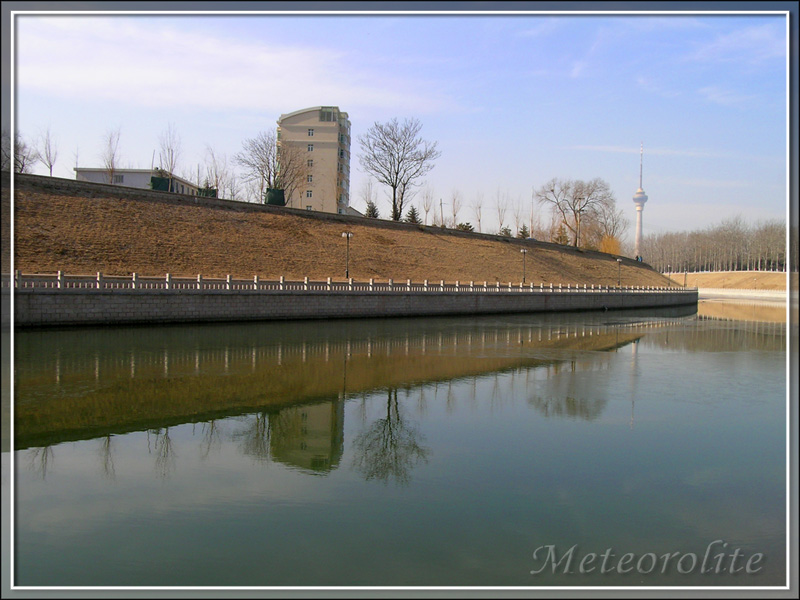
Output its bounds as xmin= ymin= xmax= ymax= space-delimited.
xmin=639 ymin=142 xmax=644 ymax=189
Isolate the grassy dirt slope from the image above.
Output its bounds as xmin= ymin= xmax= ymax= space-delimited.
xmin=667 ymin=271 xmax=792 ymax=290
xmin=8 ymin=177 xmax=676 ymax=288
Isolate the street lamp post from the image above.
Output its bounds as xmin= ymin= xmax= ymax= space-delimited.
xmin=520 ymin=248 xmax=528 ymax=284
xmin=616 ymin=258 xmax=622 ymax=287
xmin=341 ymin=232 xmax=353 ymax=279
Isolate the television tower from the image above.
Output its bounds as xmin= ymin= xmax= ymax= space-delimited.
xmin=632 ymin=143 xmax=648 ymax=258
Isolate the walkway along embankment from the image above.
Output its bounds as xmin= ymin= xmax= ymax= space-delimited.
xmin=7 ymin=272 xmax=698 ymax=328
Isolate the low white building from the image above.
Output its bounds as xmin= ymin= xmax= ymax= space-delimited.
xmin=74 ymin=168 xmax=202 ymax=196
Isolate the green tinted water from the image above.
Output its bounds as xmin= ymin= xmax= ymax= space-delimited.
xmin=8 ymin=306 xmax=787 ymax=587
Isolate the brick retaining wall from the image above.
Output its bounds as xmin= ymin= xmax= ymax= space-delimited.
xmin=9 ymin=288 xmax=698 ymax=328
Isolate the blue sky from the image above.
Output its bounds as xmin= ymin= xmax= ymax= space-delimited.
xmin=12 ymin=7 xmax=790 ymax=240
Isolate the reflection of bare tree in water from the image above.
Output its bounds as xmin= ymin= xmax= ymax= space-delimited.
xmin=232 ymin=412 xmax=273 ymax=463
xmin=527 ymin=396 xmax=608 ymax=421
xmin=98 ymin=434 xmax=115 ymax=479
xmin=26 ymin=446 xmax=54 ymax=480
xmin=148 ymin=427 xmax=176 ymax=478
xmin=352 ymin=388 xmax=429 ymax=486
xmin=199 ymin=419 xmax=222 ymax=460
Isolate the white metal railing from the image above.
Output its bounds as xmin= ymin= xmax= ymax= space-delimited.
xmin=4 ymin=272 xmax=695 ymax=295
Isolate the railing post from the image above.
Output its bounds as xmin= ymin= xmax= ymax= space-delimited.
xmin=57 ymin=270 xmax=64 ymax=289
xmin=254 ymin=275 xmax=259 ymax=290
xmin=407 ymin=279 xmax=411 ymax=291
xmin=327 ymin=277 xmax=332 ymax=291
xmin=279 ymin=275 xmax=284 ymax=291
xmin=540 ymin=283 xmax=544 ymax=292
xmin=584 ymin=284 xmax=587 ymax=290
xmin=304 ymin=276 xmax=309 ymax=291
xmin=97 ymin=272 xmax=103 ymax=290
xmin=508 ymin=282 xmax=512 ymax=291
xmin=165 ymin=273 xmax=171 ymax=290
xmin=369 ymin=278 xmax=374 ymax=291
xmin=455 ymin=280 xmax=460 ymax=292
xmin=15 ymin=270 xmax=20 ymax=289
xmin=349 ymin=277 xmax=353 ymax=291
xmin=550 ymin=283 xmax=553 ymax=291
xmin=484 ymin=281 xmax=488 ymax=291
xmin=440 ymin=280 xmax=445 ymax=291
xmin=558 ymin=283 xmax=562 ymax=291
xmin=197 ymin=274 xmax=203 ymax=290
xmin=424 ymin=279 xmax=429 ymax=291
xmin=389 ymin=278 xmax=394 ymax=290
xmin=470 ymin=281 xmax=474 ymax=292
xmin=132 ymin=272 xmax=138 ymax=290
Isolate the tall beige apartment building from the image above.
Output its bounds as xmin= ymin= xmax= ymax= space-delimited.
xmin=277 ymin=106 xmax=352 ymax=214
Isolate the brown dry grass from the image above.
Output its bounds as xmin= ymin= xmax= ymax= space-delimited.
xmin=667 ymin=271 xmax=793 ymax=291
xmin=8 ymin=180 xmax=676 ymax=287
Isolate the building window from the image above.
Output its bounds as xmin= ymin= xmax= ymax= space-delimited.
xmin=338 ymin=208 xmax=344 ymax=214
xmin=113 ymin=175 xmax=124 ymax=183
xmin=307 ymin=175 xmax=313 ymax=183
xmin=308 ymin=128 xmax=314 ymax=137
xmin=306 ymin=190 xmax=313 ymax=198
xmin=306 ymin=205 xmax=313 ymax=211
xmin=307 ymin=144 xmax=314 ymax=152
xmin=307 ymin=159 xmax=313 ymax=167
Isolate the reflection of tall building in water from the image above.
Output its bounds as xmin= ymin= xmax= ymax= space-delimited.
xmin=269 ymin=401 xmax=344 ymax=474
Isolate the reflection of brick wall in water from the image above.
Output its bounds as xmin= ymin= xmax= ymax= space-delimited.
xmin=269 ymin=401 xmax=345 ymax=474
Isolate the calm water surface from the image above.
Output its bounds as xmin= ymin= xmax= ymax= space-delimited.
xmin=8 ymin=305 xmax=788 ymax=587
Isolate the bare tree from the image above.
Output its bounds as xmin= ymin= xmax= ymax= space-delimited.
xmin=234 ymin=130 xmax=276 ymax=202
xmin=358 ymin=117 xmax=441 ymax=221
xmin=100 ymin=128 xmax=121 ymax=183
xmin=512 ymin=195 xmax=524 ymax=237
xmin=360 ymin=178 xmax=377 ymax=212
xmin=494 ymin=188 xmax=508 ymax=233
xmin=276 ymin=141 xmax=309 ymax=208
xmin=234 ymin=130 xmax=307 ymax=205
xmin=158 ymin=123 xmax=182 ymax=192
xmin=204 ymin=145 xmax=229 ymax=198
xmin=0 ymin=130 xmax=9 ymax=171
xmin=536 ymin=177 xmax=615 ymax=247
xmin=36 ymin=127 xmax=58 ymax=176
xmin=471 ymin=191 xmax=484 ymax=233
xmin=450 ymin=189 xmax=462 ymax=227
xmin=421 ymin=186 xmax=434 ymax=225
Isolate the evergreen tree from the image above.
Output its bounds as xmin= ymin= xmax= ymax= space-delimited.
xmin=365 ymin=200 xmax=380 ymax=218
xmin=499 ymin=226 xmax=513 ymax=237
xmin=554 ymin=224 xmax=570 ymax=245
xmin=405 ymin=205 xmax=422 ymax=224
xmin=456 ymin=222 xmax=474 ymax=232
xmin=517 ymin=224 xmax=530 ymax=239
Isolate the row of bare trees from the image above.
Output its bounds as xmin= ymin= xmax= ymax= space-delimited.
xmin=639 ymin=216 xmax=793 ymax=273
xmin=1 ymin=128 xmax=58 ymax=175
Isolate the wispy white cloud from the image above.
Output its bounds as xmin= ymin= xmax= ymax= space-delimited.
xmin=516 ymin=18 xmax=562 ymax=39
xmin=567 ymin=145 xmax=726 ymax=159
xmin=686 ymin=22 xmax=786 ymax=65
xmin=15 ymin=16 xmax=456 ymax=115
xmin=697 ymin=85 xmax=757 ymax=107
xmin=636 ymin=76 xmax=681 ymax=99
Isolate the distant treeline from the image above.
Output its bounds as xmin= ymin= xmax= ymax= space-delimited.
xmin=640 ymin=216 xmax=796 ymax=273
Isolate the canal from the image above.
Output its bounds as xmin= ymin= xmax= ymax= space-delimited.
xmin=5 ymin=303 xmax=788 ymax=587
